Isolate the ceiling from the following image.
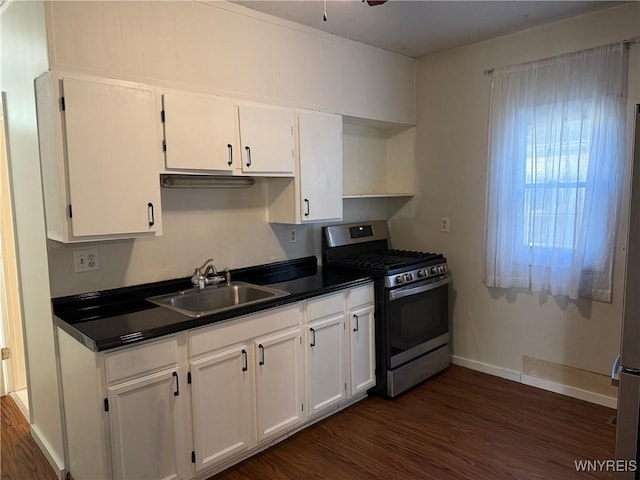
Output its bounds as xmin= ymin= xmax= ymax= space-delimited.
xmin=232 ymin=1 xmax=628 ymax=58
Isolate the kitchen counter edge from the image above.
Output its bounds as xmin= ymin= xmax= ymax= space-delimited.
xmin=52 ymin=257 xmax=372 ymax=352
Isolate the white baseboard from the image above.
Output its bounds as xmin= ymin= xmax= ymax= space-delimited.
xmin=521 ymin=374 xmax=618 ymax=409
xmin=450 ymin=355 xmax=522 ymax=382
xmin=30 ymin=424 xmax=65 ymax=480
xmin=450 ymin=355 xmax=617 ymax=409
xmin=9 ymin=390 xmax=29 ymax=422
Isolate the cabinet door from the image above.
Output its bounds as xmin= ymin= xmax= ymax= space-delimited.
xmin=254 ymin=328 xmax=302 ymax=441
xmin=162 ymin=91 xmax=240 ymax=172
xmin=298 ymin=111 xmax=343 ymax=222
xmin=190 ymin=345 xmax=254 ymax=471
xmin=107 ymin=367 xmax=186 ymax=480
xmin=239 ymin=104 xmax=295 ymax=175
xmin=306 ymin=314 xmax=346 ymax=417
xmin=349 ymin=304 xmax=376 ymax=396
xmin=62 ymin=76 xmax=161 ymax=236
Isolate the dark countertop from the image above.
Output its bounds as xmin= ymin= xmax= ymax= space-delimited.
xmin=53 ymin=256 xmax=371 ymax=352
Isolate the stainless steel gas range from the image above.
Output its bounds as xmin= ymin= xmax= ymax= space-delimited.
xmin=322 ymin=220 xmax=450 ymax=398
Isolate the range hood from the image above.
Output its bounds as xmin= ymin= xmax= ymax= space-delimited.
xmin=160 ymin=174 xmax=255 ymax=188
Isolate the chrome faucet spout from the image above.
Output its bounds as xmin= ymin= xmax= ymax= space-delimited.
xmin=204 ymin=264 xmax=218 ymax=276
xmin=199 ymin=258 xmax=215 ymax=272
xmin=192 ymin=258 xmax=216 ymax=288
xmin=192 ymin=259 xmax=229 ymax=288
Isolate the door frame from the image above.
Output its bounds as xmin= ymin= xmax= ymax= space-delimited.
xmin=0 ymin=91 xmax=28 ymax=398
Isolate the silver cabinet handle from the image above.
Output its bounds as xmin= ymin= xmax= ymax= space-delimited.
xmin=310 ymin=328 xmax=316 ymax=347
xmin=241 ymin=349 xmax=248 ymax=372
xmin=258 ymin=344 xmax=264 ymax=365
xmin=227 ymin=144 xmax=233 ymax=166
xmin=353 ymin=314 xmax=359 ymax=332
xmin=245 ymin=146 xmax=252 ymax=167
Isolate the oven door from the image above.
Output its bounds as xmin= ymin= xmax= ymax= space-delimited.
xmin=386 ymin=276 xmax=449 ymax=369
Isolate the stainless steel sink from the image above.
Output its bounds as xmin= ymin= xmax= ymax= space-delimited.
xmin=146 ymin=282 xmax=289 ymax=318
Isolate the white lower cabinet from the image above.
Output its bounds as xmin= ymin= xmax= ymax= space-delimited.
xmin=348 ymin=285 xmax=376 ymax=396
xmin=187 ymin=304 xmax=302 ymax=473
xmin=348 ymin=303 xmax=376 ymax=396
xmin=189 ymin=322 xmax=303 ymax=473
xmin=254 ymin=328 xmax=303 ymax=441
xmin=304 ymin=284 xmax=375 ymax=415
xmin=305 ymin=293 xmax=347 ymax=418
xmin=107 ymin=366 xmax=187 ymax=480
xmin=189 ymin=345 xmax=254 ymax=472
xmin=102 ymin=335 xmax=188 ymax=480
xmin=57 ymin=283 xmax=374 ymax=480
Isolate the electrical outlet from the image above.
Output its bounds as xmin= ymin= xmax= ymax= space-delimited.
xmin=440 ymin=217 xmax=450 ymax=233
xmin=289 ymin=228 xmax=297 ymax=244
xmin=74 ymin=249 xmax=100 ymax=272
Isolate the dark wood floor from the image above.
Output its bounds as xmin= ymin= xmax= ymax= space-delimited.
xmin=212 ymin=366 xmax=616 ymax=480
xmin=1 ymin=366 xmax=616 ymax=480
xmin=1 ymin=395 xmax=58 ymax=480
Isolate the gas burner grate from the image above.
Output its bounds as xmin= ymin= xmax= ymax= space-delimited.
xmin=328 ymin=250 xmax=445 ymax=273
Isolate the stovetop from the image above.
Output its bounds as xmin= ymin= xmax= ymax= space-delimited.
xmin=322 ymin=221 xmax=449 ymax=288
xmin=327 ymin=249 xmax=444 ymax=273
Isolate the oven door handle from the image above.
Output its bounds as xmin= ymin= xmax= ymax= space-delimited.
xmin=388 ymin=276 xmax=450 ymax=301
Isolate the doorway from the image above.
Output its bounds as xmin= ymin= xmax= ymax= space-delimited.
xmin=0 ymin=91 xmax=29 ymax=419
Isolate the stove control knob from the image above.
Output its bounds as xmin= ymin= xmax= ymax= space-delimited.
xmin=395 ymin=275 xmax=405 ymax=285
xmin=417 ymin=269 xmax=427 ymax=278
xmin=431 ymin=266 xmax=439 ymax=275
xmin=438 ymin=265 xmax=447 ymax=274
xmin=404 ymin=273 xmax=413 ymax=282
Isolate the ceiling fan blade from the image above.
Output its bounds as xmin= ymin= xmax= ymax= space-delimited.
xmin=365 ymin=0 xmax=387 ymax=5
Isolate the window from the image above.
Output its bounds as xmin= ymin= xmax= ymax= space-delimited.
xmin=483 ymin=44 xmax=626 ymax=302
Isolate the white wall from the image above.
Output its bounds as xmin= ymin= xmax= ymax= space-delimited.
xmin=48 ymin=183 xmax=313 ymax=296
xmin=48 ymin=186 xmax=396 ymax=297
xmin=43 ymin=0 xmax=415 ymax=124
xmin=392 ymin=4 xmax=640 ymax=384
xmin=0 ymin=0 xmax=65 ymax=475
xmin=43 ymin=0 xmax=413 ymax=297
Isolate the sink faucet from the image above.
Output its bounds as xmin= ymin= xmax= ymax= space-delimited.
xmin=191 ymin=258 xmax=213 ymax=288
xmin=191 ymin=259 xmax=231 ymax=288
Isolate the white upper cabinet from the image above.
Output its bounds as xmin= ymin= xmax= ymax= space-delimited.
xmin=160 ymin=90 xmax=241 ymax=173
xmin=238 ymin=104 xmax=295 ymax=176
xmin=36 ymin=72 xmax=162 ymax=242
xmin=267 ymin=110 xmax=343 ymax=224
xmin=298 ymin=111 xmax=342 ymax=222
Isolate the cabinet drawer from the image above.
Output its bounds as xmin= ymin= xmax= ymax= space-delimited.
xmin=306 ymin=292 xmax=345 ymax=322
xmin=190 ymin=304 xmax=301 ymax=358
xmin=105 ymin=337 xmax=178 ymax=384
xmin=348 ymin=284 xmax=374 ymax=309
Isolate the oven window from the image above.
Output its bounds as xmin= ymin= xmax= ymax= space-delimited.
xmin=388 ymin=283 xmax=448 ymax=358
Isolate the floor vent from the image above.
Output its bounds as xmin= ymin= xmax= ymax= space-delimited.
xmin=608 ymin=415 xmax=617 ymax=426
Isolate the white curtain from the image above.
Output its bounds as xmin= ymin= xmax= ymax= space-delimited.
xmin=483 ymin=44 xmax=626 ymax=302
